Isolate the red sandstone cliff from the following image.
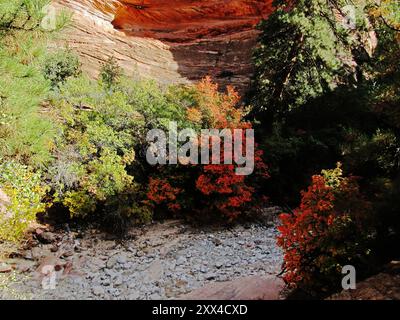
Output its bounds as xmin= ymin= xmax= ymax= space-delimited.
xmin=53 ymin=0 xmax=273 ymax=93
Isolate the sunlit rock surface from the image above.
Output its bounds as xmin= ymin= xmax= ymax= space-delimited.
xmin=53 ymin=0 xmax=273 ymax=93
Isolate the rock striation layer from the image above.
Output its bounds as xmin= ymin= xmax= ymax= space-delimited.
xmin=53 ymin=0 xmax=273 ymax=93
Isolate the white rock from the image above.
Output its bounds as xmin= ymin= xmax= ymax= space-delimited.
xmin=92 ymin=286 xmax=105 ymax=296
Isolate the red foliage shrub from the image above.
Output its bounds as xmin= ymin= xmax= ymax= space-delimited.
xmin=147 ymin=178 xmax=182 ymax=213
xmin=196 ymin=164 xmax=253 ymax=219
xmin=195 ymin=145 xmax=269 ymax=219
xmin=277 ymin=165 xmax=374 ymax=291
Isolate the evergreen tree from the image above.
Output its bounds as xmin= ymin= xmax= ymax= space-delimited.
xmin=253 ymin=0 xmax=371 ymax=117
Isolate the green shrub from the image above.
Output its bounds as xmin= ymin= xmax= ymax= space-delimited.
xmin=42 ymin=49 xmax=81 ymax=87
xmin=0 ymin=160 xmax=48 ymax=241
xmin=100 ymin=56 xmax=122 ymax=90
xmin=47 ymin=76 xmax=152 ymax=223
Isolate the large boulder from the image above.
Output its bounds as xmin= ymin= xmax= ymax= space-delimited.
xmin=180 ymin=275 xmax=285 ymax=300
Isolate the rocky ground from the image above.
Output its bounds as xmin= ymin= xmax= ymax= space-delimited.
xmin=0 ymin=211 xmax=283 ymax=300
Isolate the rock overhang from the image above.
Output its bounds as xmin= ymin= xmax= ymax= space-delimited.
xmin=54 ymin=0 xmax=274 ymax=94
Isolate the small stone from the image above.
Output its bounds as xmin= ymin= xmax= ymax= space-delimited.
xmin=215 ymin=261 xmax=223 ymax=269
xmin=105 ymin=268 xmax=116 ymax=277
xmin=128 ymin=291 xmax=140 ymax=300
xmin=116 ymin=254 xmax=128 ymax=265
xmin=148 ymin=293 xmax=162 ymax=300
xmin=121 ymin=263 xmax=130 ymax=270
xmin=16 ymin=260 xmax=35 ymax=273
xmin=192 ymin=264 xmax=201 ymax=272
xmin=106 ymin=256 xmax=118 ymax=269
xmin=127 ymin=247 xmax=136 ymax=253
xmin=114 ymin=276 xmax=123 ymax=287
xmin=205 ymin=273 xmax=216 ymax=280
xmin=200 ymin=266 xmax=208 ymax=273
xmin=176 ymin=256 xmax=186 ymax=266
xmin=31 ymin=247 xmax=46 ymax=259
xmin=0 ymin=263 xmax=12 ymax=273
xmin=86 ymin=273 xmax=94 ymax=280
xmin=145 ymin=259 xmax=164 ymax=282
xmin=36 ymin=231 xmax=56 ymax=244
xmin=101 ymin=278 xmax=111 ymax=286
xmin=256 ymin=253 xmax=264 ymax=260
xmin=108 ymin=288 xmax=121 ymax=297
xmin=92 ymin=286 xmax=105 ymax=296
xmin=136 ymin=251 xmax=144 ymax=257
xmin=68 ymin=276 xmax=84 ymax=286
xmin=61 ymin=250 xmax=74 ymax=258
xmin=23 ymin=252 xmax=34 ymax=260
xmin=62 ymin=261 xmax=73 ymax=274
xmin=212 ymin=238 xmax=222 ymax=246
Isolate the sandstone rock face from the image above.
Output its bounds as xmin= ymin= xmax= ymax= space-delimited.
xmin=53 ymin=0 xmax=273 ymax=93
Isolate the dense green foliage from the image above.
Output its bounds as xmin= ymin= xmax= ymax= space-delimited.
xmin=46 ymin=74 xmax=267 ymax=227
xmin=253 ymin=0 xmax=361 ymax=114
xmin=43 ymin=49 xmax=81 ymax=87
